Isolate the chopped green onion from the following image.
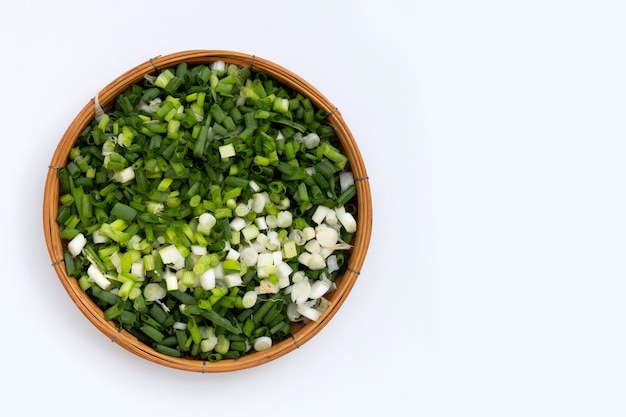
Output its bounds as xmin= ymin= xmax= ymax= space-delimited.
xmin=57 ymin=61 xmax=357 ymax=362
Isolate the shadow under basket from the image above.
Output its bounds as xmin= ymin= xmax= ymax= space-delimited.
xmin=42 ymin=50 xmax=372 ymax=373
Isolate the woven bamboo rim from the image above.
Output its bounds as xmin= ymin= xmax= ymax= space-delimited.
xmin=43 ymin=50 xmax=372 ymax=373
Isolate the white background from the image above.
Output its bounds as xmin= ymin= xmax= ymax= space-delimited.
xmin=2 ymin=0 xmax=625 ymax=415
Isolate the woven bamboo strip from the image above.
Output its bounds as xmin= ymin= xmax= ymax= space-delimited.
xmin=43 ymin=50 xmax=372 ymax=373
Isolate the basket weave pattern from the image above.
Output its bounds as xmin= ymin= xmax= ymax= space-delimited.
xmin=43 ymin=50 xmax=372 ymax=372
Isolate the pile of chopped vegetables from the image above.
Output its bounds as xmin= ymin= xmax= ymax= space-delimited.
xmin=56 ymin=60 xmax=357 ymax=361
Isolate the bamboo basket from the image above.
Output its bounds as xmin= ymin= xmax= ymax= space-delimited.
xmin=42 ymin=50 xmax=372 ymax=373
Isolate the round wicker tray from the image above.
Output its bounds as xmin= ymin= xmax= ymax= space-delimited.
xmin=43 ymin=50 xmax=372 ymax=372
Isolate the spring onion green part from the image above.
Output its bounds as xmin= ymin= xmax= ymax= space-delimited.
xmin=57 ymin=60 xmax=358 ymax=361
